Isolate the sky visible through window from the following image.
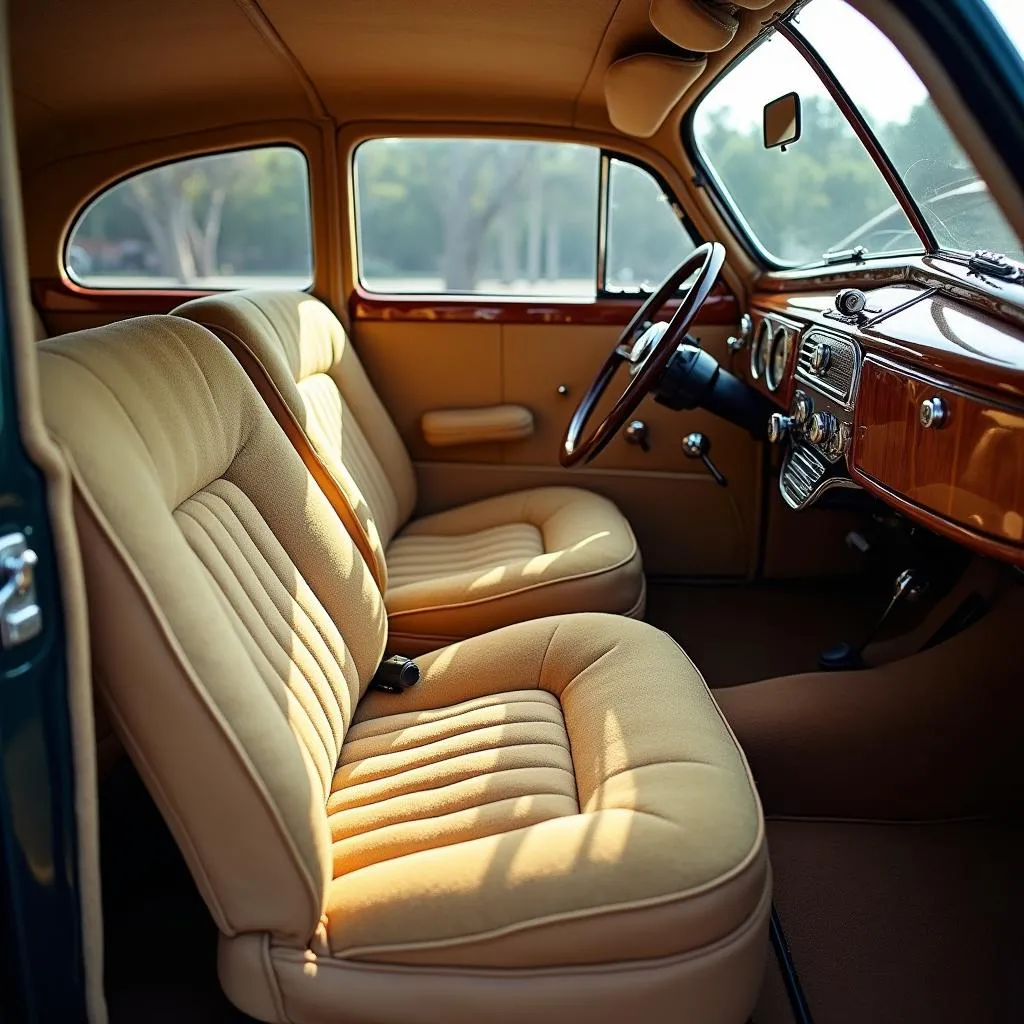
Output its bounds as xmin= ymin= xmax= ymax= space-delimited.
xmin=701 ymin=0 xmax=1024 ymax=129
xmin=985 ymin=0 xmax=1024 ymax=57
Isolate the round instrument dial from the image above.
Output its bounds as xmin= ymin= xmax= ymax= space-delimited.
xmin=765 ymin=327 xmax=792 ymax=392
xmin=750 ymin=319 xmax=772 ymax=380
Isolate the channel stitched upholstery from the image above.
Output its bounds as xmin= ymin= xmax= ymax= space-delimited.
xmin=38 ymin=315 xmax=770 ymax=1023
xmin=174 ymin=291 xmax=645 ymax=653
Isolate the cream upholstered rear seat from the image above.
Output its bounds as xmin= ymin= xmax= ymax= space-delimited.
xmin=174 ymin=291 xmax=645 ymax=654
xmin=38 ymin=315 xmax=769 ymax=1023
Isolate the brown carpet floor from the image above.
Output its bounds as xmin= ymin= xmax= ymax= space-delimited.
xmin=755 ymin=819 xmax=1024 ymax=1024
xmin=645 ymin=581 xmax=882 ymax=687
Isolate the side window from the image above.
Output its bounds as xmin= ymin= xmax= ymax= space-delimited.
xmin=355 ymin=138 xmax=599 ymax=297
xmin=605 ymin=158 xmax=698 ymax=292
xmin=66 ymin=147 xmax=313 ymax=289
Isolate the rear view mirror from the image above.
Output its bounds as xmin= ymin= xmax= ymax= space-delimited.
xmin=763 ymin=91 xmax=802 ymax=150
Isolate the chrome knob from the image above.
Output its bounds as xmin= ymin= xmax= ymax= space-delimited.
xmin=807 ymin=411 xmax=837 ymax=446
xmin=623 ymin=419 xmax=650 ymax=452
xmin=919 ymin=396 xmax=947 ymax=429
xmin=836 ymin=420 xmax=852 ymax=456
xmin=556 ymin=384 xmax=569 ymax=397
xmin=767 ymin=413 xmax=795 ymax=444
xmin=682 ymin=432 xmax=727 ymax=487
xmin=728 ymin=312 xmax=753 ymax=353
xmin=809 ymin=342 xmax=831 ymax=373
xmin=793 ymin=392 xmax=813 ymax=425
xmin=835 ymin=288 xmax=868 ymax=317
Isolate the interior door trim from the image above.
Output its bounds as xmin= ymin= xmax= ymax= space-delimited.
xmin=351 ymin=281 xmax=739 ymax=326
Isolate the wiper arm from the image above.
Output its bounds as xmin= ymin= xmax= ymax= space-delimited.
xmin=821 ymin=246 xmax=867 ymax=266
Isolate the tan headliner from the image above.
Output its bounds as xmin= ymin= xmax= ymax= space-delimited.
xmin=9 ymin=0 xmax=789 ymax=171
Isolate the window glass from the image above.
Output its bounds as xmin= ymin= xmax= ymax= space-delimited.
xmin=606 ymin=159 xmax=697 ymax=291
xmin=692 ymin=28 xmax=907 ymax=265
xmin=355 ymin=138 xmax=598 ymax=296
xmin=66 ymin=147 xmax=313 ymax=289
xmin=796 ymin=0 xmax=1020 ymax=258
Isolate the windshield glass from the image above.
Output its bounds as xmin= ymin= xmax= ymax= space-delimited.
xmin=796 ymin=0 xmax=1020 ymax=259
xmin=691 ymin=0 xmax=1022 ymax=266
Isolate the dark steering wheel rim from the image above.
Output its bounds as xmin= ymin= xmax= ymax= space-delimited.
xmin=559 ymin=241 xmax=726 ymax=467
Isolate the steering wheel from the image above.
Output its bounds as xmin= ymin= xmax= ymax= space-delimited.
xmin=560 ymin=241 xmax=726 ymax=467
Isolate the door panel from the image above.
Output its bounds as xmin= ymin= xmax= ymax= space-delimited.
xmin=414 ymin=462 xmax=753 ymax=577
xmin=352 ymin=308 xmax=761 ymax=577
xmin=30 ymin=278 xmax=194 ymax=336
xmin=355 ymin=321 xmax=504 ymax=465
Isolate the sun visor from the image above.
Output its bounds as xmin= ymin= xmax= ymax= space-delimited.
xmin=605 ymin=53 xmax=708 ymax=137
xmin=649 ymin=0 xmax=738 ymax=52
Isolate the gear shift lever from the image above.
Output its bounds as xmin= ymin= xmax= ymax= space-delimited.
xmin=819 ymin=567 xmax=930 ymax=670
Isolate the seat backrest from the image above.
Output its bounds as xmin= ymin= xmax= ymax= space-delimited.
xmin=175 ymin=292 xmax=417 ymax=581
xmin=38 ymin=316 xmax=387 ymax=945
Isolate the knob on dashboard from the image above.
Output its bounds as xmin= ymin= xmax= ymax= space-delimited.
xmin=810 ymin=342 xmax=831 ymax=373
xmin=793 ymin=392 xmax=813 ymax=424
xmin=807 ymin=411 xmax=837 ymax=447
xmin=919 ymin=396 xmax=948 ymax=429
xmin=767 ymin=413 xmax=795 ymax=444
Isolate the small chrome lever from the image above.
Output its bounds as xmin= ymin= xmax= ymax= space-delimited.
xmin=623 ymin=419 xmax=651 ymax=452
xmin=682 ymin=432 xmax=727 ymax=487
xmin=0 ymin=533 xmax=43 ymax=649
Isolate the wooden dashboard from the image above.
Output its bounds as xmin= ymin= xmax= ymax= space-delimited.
xmin=732 ymin=261 xmax=1024 ymax=567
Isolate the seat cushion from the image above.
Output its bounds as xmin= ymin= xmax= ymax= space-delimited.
xmin=385 ymin=487 xmax=645 ymax=654
xmin=329 ymin=689 xmax=579 ymax=876
xmin=386 ymin=522 xmax=545 ymax=590
xmin=223 ymin=614 xmax=769 ymax=1023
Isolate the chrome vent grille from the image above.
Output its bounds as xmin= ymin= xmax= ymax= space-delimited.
xmin=780 ymin=444 xmax=827 ymax=508
xmin=795 ymin=330 xmax=858 ymax=405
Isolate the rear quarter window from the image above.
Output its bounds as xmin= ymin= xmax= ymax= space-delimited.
xmin=65 ymin=146 xmax=313 ymax=290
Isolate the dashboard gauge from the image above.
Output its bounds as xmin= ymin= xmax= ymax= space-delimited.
xmin=766 ymin=327 xmax=792 ymax=392
xmin=750 ymin=319 xmax=772 ymax=379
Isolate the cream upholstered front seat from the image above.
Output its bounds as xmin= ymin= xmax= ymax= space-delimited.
xmin=174 ymin=291 xmax=645 ymax=654
xmin=38 ymin=316 xmax=769 ymax=1023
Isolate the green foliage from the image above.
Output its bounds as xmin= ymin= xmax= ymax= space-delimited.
xmin=70 ymin=100 xmax=1020 ymax=287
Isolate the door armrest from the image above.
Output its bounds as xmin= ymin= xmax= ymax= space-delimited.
xmin=421 ymin=405 xmax=534 ymax=447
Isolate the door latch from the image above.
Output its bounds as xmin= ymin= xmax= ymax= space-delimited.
xmin=0 ymin=533 xmax=42 ymax=649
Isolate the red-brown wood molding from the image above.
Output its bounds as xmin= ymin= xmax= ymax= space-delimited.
xmin=852 ymin=356 xmax=1024 ymax=566
xmin=32 ymin=277 xmax=213 ymax=317
xmin=35 ymin=277 xmax=741 ymax=329
xmin=350 ymin=281 xmax=739 ymax=327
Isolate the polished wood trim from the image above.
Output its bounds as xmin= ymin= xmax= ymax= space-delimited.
xmin=755 ymin=255 xmax=1024 ymax=333
xmin=752 ymin=284 xmax=1024 ymax=401
xmin=32 ymin=277 xmax=215 ymax=316
xmin=852 ymin=357 xmax=1024 ymax=566
xmin=33 ymin=275 xmax=741 ymax=329
xmin=350 ymin=281 xmax=739 ymax=327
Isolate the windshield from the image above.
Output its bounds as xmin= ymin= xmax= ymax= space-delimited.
xmin=691 ymin=0 xmax=1022 ymax=267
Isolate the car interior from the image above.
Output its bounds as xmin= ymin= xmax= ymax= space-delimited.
xmin=1 ymin=0 xmax=1023 ymax=1022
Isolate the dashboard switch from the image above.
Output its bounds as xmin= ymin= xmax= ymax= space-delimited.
xmin=767 ymin=413 xmax=795 ymax=444
xmin=919 ymin=396 xmax=948 ymax=429
xmin=793 ymin=392 xmax=814 ymax=425
xmin=810 ymin=342 xmax=832 ymax=373
xmin=807 ymin=411 xmax=837 ymax=447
